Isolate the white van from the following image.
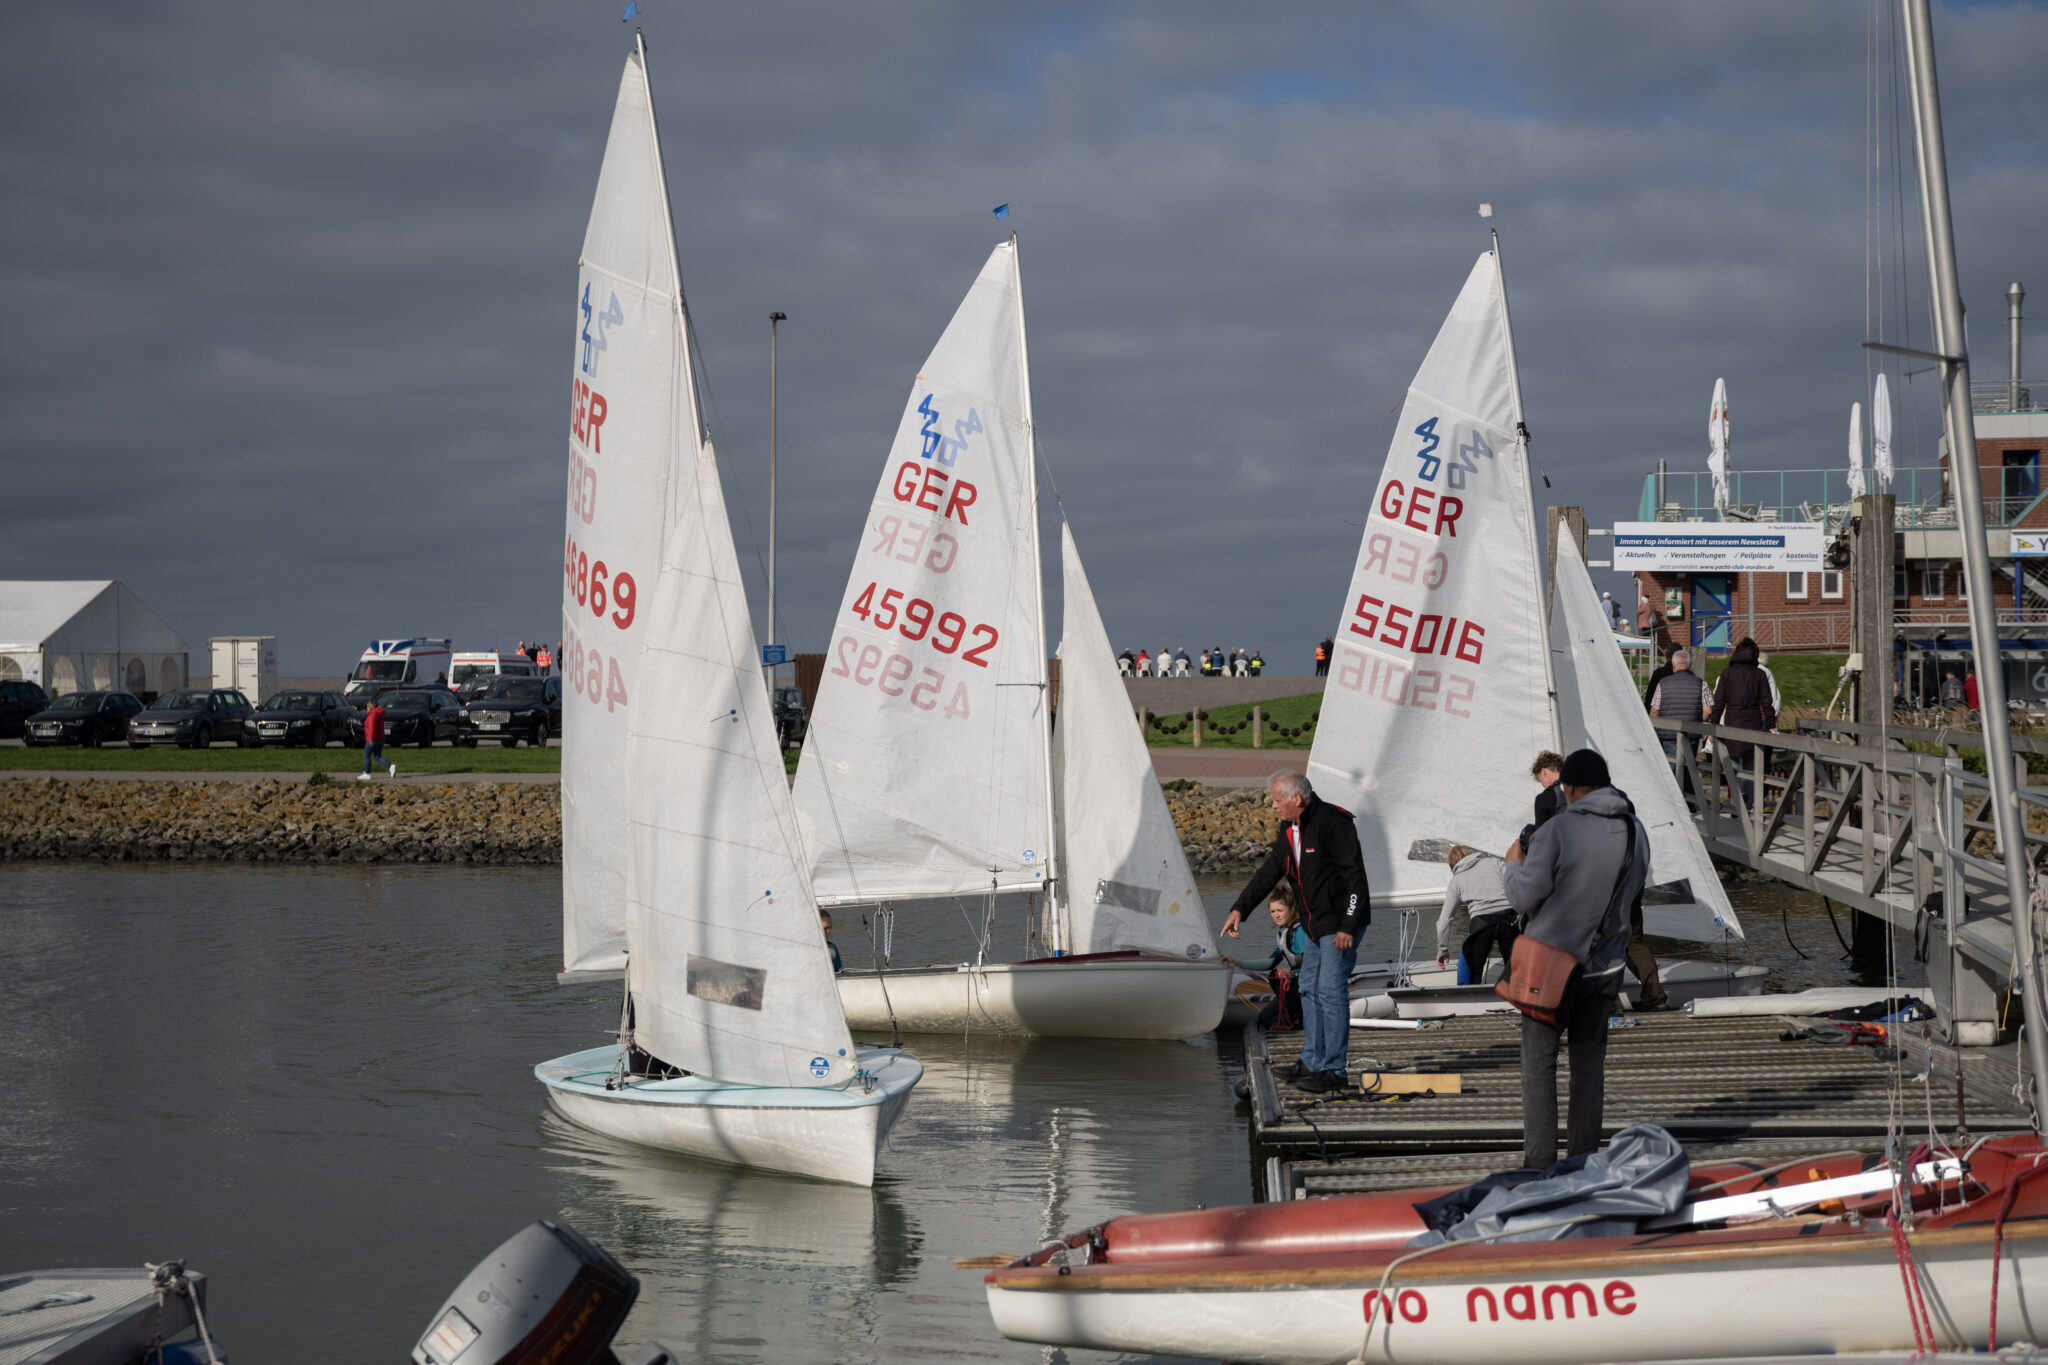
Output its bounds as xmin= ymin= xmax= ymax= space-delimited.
xmin=345 ymin=638 xmax=454 ymax=696
xmin=450 ymin=651 xmax=541 ymax=690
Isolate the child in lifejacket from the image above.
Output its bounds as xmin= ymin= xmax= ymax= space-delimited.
xmin=1227 ymin=881 xmax=1308 ymax=1030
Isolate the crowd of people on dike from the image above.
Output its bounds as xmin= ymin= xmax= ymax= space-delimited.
xmin=1214 ymin=751 xmax=1659 ymax=1169
xmin=1118 ymin=646 xmax=1266 ymax=677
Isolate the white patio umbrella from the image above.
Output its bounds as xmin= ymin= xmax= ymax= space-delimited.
xmin=1708 ymin=377 xmax=1732 ymax=513
xmin=1848 ymin=401 xmax=1866 ymax=499
xmin=1872 ymin=372 xmax=1894 ymax=491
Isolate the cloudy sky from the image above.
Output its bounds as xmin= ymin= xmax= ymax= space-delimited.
xmin=4 ymin=1 xmax=2044 ymax=676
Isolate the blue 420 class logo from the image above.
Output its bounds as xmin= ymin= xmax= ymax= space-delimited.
xmin=581 ymin=284 xmax=624 ymax=377
xmin=809 ymin=1055 xmax=831 ymax=1078
xmin=918 ymin=394 xmax=984 ymax=468
xmin=1412 ymin=416 xmax=1496 ymax=490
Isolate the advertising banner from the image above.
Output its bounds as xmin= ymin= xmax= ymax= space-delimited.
xmin=1612 ymin=522 xmax=1825 ymax=572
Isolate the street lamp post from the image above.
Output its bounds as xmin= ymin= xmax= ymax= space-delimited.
xmin=768 ymin=311 xmax=786 ymax=690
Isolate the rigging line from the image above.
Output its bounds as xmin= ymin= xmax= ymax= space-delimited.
xmin=680 ymin=302 xmax=777 ymax=606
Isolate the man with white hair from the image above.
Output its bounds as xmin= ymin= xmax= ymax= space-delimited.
xmin=1601 ymin=591 xmax=1625 ymax=632
xmin=1219 ymin=772 xmax=1371 ymax=1093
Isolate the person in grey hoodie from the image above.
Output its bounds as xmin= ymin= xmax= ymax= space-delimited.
xmin=1434 ymin=844 xmax=1517 ymax=982
xmin=1503 ymin=748 xmax=1650 ymax=1170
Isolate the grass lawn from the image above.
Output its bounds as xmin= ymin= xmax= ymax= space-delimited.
xmin=1699 ymin=651 xmax=1846 ymax=710
xmin=0 ymin=743 xmax=561 ymax=774
xmin=1142 ymin=691 xmax=1321 ymax=749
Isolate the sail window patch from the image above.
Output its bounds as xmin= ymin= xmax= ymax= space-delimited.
xmin=1094 ymin=879 xmax=1162 ymax=915
xmin=686 ymin=955 xmax=767 ymax=1011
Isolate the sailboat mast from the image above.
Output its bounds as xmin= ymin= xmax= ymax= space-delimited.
xmin=1490 ymin=227 xmax=1564 ymax=747
xmin=1011 ymin=235 xmax=1065 ymax=955
xmin=1900 ymin=0 xmax=2048 ymax=1121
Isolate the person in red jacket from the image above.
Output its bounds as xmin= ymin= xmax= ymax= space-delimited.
xmin=1965 ymin=668 xmax=1981 ymax=713
xmin=359 ymin=700 xmax=397 ymax=780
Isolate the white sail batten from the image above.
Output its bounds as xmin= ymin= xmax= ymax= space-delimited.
xmin=1054 ymin=524 xmax=1216 ymax=961
xmin=623 ymin=433 xmax=859 ymax=1088
xmin=560 ymin=47 xmax=699 ymax=976
xmin=1549 ymin=535 xmax=1743 ymax=942
xmin=1307 ymin=252 xmax=1558 ymax=907
xmin=793 ymin=244 xmax=1052 ymax=905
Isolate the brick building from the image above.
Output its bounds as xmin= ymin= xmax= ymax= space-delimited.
xmin=1626 ymin=379 xmax=2048 ymax=702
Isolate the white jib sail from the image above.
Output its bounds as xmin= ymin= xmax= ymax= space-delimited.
xmin=560 ymin=47 xmax=699 ymax=976
xmin=1307 ymin=251 xmax=1557 ymax=908
xmin=793 ymin=242 xmax=1052 ymax=905
xmin=1053 ymin=523 xmax=1216 ymax=960
xmin=624 ymin=433 xmax=859 ymax=1088
xmin=1549 ymin=534 xmax=1742 ymax=942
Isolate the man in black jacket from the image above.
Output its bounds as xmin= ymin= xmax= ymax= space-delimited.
xmin=1222 ymin=772 xmax=1371 ymax=1092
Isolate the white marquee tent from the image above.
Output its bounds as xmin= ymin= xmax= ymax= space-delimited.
xmin=0 ymin=581 xmax=190 ymax=697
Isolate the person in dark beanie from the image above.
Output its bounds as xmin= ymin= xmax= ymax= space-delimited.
xmin=1503 ymin=747 xmax=1648 ymax=1169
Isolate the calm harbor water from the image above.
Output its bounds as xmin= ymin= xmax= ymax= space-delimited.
xmin=2 ymin=861 xmax=1915 ymax=1362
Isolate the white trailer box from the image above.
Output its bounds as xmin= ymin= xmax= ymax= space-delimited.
xmin=209 ymin=636 xmax=279 ymax=701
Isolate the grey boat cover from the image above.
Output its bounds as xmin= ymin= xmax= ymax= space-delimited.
xmin=1407 ymin=1122 xmax=1689 ymax=1246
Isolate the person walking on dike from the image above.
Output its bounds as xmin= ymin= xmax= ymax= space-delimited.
xmin=1601 ymin=591 xmax=1625 ymax=632
xmin=1637 ymin=589 xmax=1659 ymax=635
xmin=1315 ymin=637 xmax=1331 ymax=677
xmin=1649 ymin=648 xmax=1708 ymax=749
xmin=1436 ymin=843 xmax=1517 ymax=984
xmin=1503 ymin=747 xmax=1648 ymax=1169
xmin=1221 ymin=879 xmax=1308 ymax=1031
xmin=359 ymin=699 xmax=396 ymax=780
xmin=1220 ymin=772 xmax=1370 ymax=1092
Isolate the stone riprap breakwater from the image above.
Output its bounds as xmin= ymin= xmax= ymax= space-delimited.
xmin=1164 ymin=785 xmax=1281 ymax=873
xmin=0 ymin=779 xmax=560 ymax=864
xmin=0 ymin=778 xmax=1273 ymax=869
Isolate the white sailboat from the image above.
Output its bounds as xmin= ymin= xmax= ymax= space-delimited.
xmin=1306 ymin=246 xmax=1558 ymax=915
xmin=535 ymin=37 xmax=919 ymax=1187
xmin=792 ymin=241 xmax=1229 ymax=1040
xmin=1301 ymin=244 xmax=1751 ymax=1021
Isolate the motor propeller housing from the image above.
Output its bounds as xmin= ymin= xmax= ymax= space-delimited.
xmin=411 ymin=1220 xmax=671 ymax=1365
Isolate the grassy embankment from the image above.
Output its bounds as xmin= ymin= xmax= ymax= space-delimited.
xmin=0 ymin=745 xmax=560 ymax=774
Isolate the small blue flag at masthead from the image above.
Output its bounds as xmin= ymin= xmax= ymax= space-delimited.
xmin=622 ymin=1 xmax=639 ymax=21
xmin=993 ymin=203 xmax=1010 ymax=219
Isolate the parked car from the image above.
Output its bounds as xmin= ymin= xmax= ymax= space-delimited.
xmin=457 ymin=676 xmax=562 ymax=748
xmin=1 ymin=679 xmax=51 ymax=738
xmin=772 ymin=686 xmax=808 ymax=749
xmin=248 ymin=689 xmax=354 ymax=748
xmin=350 ymin=688 xmax=461 ymax=748
xmin=22 ymin=691 xmax=144 ymax=747
xmin=128 ymin=688 xmax=256 ymax=749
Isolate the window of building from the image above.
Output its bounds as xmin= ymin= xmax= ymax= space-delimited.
xmin=1925 ymin=564 xmax=1945 ymax=599
xmin=1895 ymin=567 xmax=1909 ymax=600
xmin=1821 ymin=570 xmax=1845 ymax=599
xmin=1786 ymin=571 xmax=1808 ymax=600
xmin=2003 ymin=449 xmax=2040 ymax=503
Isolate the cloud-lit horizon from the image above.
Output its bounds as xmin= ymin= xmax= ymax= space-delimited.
xmin=4 ymin=2 xmax=2043 ymax=676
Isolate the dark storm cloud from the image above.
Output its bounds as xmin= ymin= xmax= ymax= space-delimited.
xmin=2 ymin=2 xmax=2043 ymax=673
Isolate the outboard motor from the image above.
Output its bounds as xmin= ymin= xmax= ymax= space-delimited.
xmin=412 ymin=1220 xmax=674 ymax=1365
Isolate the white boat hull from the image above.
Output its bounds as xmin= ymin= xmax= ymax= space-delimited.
xmin=1387 ymin=961 xmax=1768 ymax=1019
xmin=987 ymin=1227 xmax=2048 ymax=1365
xmin=837 ymin=956 xmax=1230 ymax=1038
xmin=535 ymin=1045 xmax=920 ymax=1187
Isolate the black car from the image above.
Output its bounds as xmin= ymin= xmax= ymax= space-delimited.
xmin=351 ymin=689 xmax=461 ymax=748
xmin=22 ymin=691 xmax=144 ymax=747
xmin=1 ymin=678 xmax=50 ymax=738
xmin=248 ymin=689 xmax=354 ymax=748
xmin=771 ymin=686 xmax=807 ymax=749
xmin=128 ymin=688 xmax=256 ymax=749
xmin=457 ymin=677 xmax=561 ymax=748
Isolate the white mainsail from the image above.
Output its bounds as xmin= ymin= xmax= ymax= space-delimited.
xmin=560 ymin=48 xmax=697 ymax=976
xmin=1053 ymin=522 xmax=1216 ymax=961
xmin=1548 ymin=534 xmax=1743 ymax=942
xmin=1307 ymin=251 xmax=1557 ymax=908
xmin=793 ymin=242 xmax=1053 ymax=906
xmin=623 ymin=432 xmax=858 ymax=1088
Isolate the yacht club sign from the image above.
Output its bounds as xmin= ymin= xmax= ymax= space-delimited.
xmin=1611 ymin=523 xmax=1825 ymax=572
